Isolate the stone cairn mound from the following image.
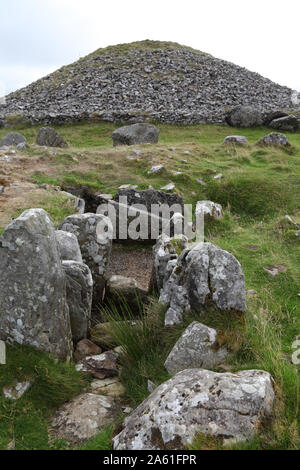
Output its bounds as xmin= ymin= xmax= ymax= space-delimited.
xmin=0 ymin=40 xmax=297 ymax=126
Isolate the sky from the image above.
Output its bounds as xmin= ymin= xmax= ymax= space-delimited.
xmin=0 ymin=0 xmax=299 ymax=97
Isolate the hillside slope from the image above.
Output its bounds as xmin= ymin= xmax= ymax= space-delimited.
xmin=0 ymin=40 xmax=295 ymax=125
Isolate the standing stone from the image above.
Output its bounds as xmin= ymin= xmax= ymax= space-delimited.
xmin=150 ymin=234 xmax=178 ymax=294
xmin=160 ymin=242 xmax=246 ymax=326
xmin=112 ymin=123 xmax=159 ymax=146
xmin=113 ymin=369 xmax=275 ymax=450
xmin=62 ymin=261 xmax=93 ymax=343
xmin=0 ymin=132 xmax=26 ymax=148
xmin=164 ymin=321 xmax=230 ymax=374
xmin=0 ymin=209 xmax=73 ymax=360
xmin=59 ymin=213 xmax=112 ymax=304
xmin=55 ymin=230 xmax=83 ymax=262
xmin=36 ymin=127 xmax=68 ymax=148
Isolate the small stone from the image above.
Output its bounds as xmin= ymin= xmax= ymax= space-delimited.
xmin=257 ymin=133 xmax=290 ymax=147
xmin=263 ymin=265 xmax=287 ymax=277
xmin=74 ymin=339 xmax=101 ymax=361
xmin=223 ymin=135 xmax=249 ymax=146
xmin=147 ymin=380 xmax=156 ymax=393
xmin=91 ymin=377 xmax=125 ymax=398
xmin=214 ymin=173 xmax=223 ymax=180
xmin=148 ymin=164 xmax=164 ymax=174
xmin=3 ymin=381 xmax=31 ymax=400
xmin=160 ymin=183 xmax=175 ymax=191
xmin=76 ymin=351 xmax=119 ymax=379
xmin=196 ymin=178 xmax=206 ymax=186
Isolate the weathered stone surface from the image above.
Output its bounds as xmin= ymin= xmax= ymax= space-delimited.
xmin=164 ymin=321 xmax=230 ymax=374
xmin=1 ymin=43 xmax=295 ymax=126
xmin=0 ymin=209 xmax=73 ymax=360
xmin=269 ymin=115 xmax=300 ymax=132
xmin=3 ymin=380 xmax=32 ymax=400
xmin=36 ymin=127 xmax=68 ymax=148
xmin=106 ymin=275 xmax=148 ymax=314
xmin=257 ymin=133 xmax=290 ymax=147
xmin=0 ymin=132 xmax=26 ymax=148
xmin=159 ymin=242 xmax=246 ymax=326
xmin=195 ymin=200 xmax=223 ymax=221
xmin=51 ymin=393 xmax=118 ymax=443
xmin=55 ymin=230 xmax=83 ymax=262
xmin=112 ymin=123 xmax=159 ymax=146
xmin=76 ymin=351 xmax=119 ymax=379
xmin=223 ymin=135 xmax=249 ymax=145
xmin=150 ymin=234 xmax=178 ymax=294
xmin=59 ymin=213 xmax=112 ymax=303
xmin=74 ymin=339 xmax=101 ymax=361
xmin=62 ymin=260 xmax=93 ymax=343
xmin=113 ymin=369 xmax=275 ymax=450
xmin=225 ymin=106 xmax=264 ymax=128
xmin=91 ymin=377 xmax=125 ymax=398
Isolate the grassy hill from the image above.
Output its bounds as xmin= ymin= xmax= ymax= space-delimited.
xmin=0 ymin=121 xmax=299 ymax=449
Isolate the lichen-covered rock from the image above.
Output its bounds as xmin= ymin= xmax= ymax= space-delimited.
xmin=269 ymin=115 xmax=300 ymax=132
xmin=225 ymin=106 xmax=264 ymax=128
xmin=36 ymin=127 xmax=68 ymax=148
xmin=160 ymin=242 xmax=246 ymax=326
xmin=51 ymin=393 xmax=118 ymax=443
xmin=112 ymin=123 xmax=159 ymax=146
xmin=59 ymin=213 xmax=112 ymax=303
xmin=0 ymin=132 xmax=26 ymax=148
xmin=113 ymin=369 xmax=275 ymax=450
xmin=91 ymin=377 xmax=125 ymax=398
xmin=55 ymin=230 xmax=83 ymax=262
xmin=62 ymin=261 xmax=93 ymax=343
xmin=149 ymin=234 xmax=178 ymax=294
xmin=0 ymin=209 xmax=73 ymax=360
xmin=165 ymin=322 xmax=230 ymax=374
xmin=223 ymin=135 xmax=249 ymax=145
xmin=257 ymin=132 xmax=290 ymax=147
xmin=195 ymin=200 xmax=223 ymax=221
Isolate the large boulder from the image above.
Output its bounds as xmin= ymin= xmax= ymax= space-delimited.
xmin=0 ymin=209 xmax=73 ymax=360
xmin=51 ymin=393 xmax=118 ymax=443
xmin=269 ymin=115 xmax=300 ymax=132
xmin=159 ymin=242 xmax=246 ymax=326
xmin=59 ymin=213 xmax=112 ymax=304
xmin=225 ymin=106 xmax=264 ymax=128
xmin=113 ymin=368 xmax=275 ymax=450
xmin=164 ymin=321 xmax=230 ymax=374
xmin=0 ymin=132 xmax=26 ymax=148
xmin=97 ymin=189 xmax=184 ymax=242
xmin=62 ymin=261 xmax=93 ymax=343
xmin=36 ymin=127 xmax=68 ymax=148
xmin=112 ymin=123 xmax=159 ymax=146
xmin=257 ymin=132 xmax=290 ymax=147
xmin=55 ymin=230 xmax=83 ymax=262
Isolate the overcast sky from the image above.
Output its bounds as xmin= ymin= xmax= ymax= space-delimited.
xmin=0 ymin=0 xmax=299 ymax=96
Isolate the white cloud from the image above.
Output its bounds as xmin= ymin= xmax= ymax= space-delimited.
xmin=0 ymin=0 xmax=299 ymax=94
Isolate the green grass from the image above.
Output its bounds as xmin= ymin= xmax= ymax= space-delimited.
xmin=0 ymin=344 xmax=87 ymax=450
xmin=0 ymin=120 xmax=300 ymax=449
